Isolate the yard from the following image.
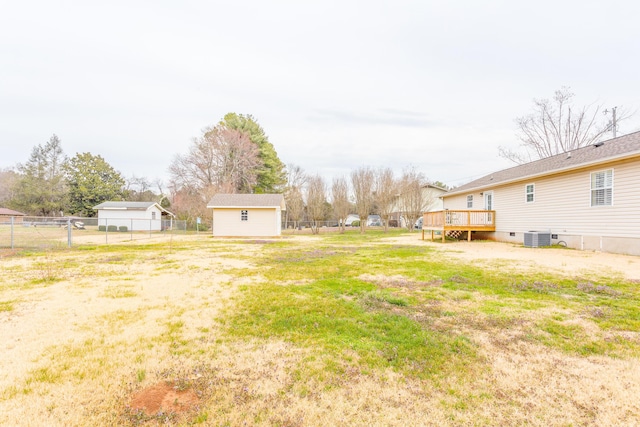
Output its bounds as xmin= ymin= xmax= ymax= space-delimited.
xmin=1 ymin=231 xmax=639 ymax=426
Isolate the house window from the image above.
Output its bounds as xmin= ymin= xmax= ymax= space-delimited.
xmin=591 ymin=169 xmax=613 ymax=206
xmin=152 ymin=212 xmax=156 ymax=220
xmin=466 ymin=195 xmax=473 ymax=208
xmin=241 ymin=210 xmax=248 ymax=221
xmin=525 ymin=184 xmax=535 ymax=203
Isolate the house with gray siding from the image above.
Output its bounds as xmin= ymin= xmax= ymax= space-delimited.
xmin=440 ymin=131 xmax=640 ymax=255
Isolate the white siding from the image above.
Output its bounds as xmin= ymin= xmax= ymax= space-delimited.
xmin=97 ymin=206 xmax=163 ymax=231
xmin=212 ymin=208 xmax=281 ymax=237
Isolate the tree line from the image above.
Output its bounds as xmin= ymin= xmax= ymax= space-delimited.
xmin=284 ymin=165 xmax=444 ymax=234
xmin=2 ymin=88 xmax=622 ymax=227
xmin=0 ymin=113 xmax=288 ymax=226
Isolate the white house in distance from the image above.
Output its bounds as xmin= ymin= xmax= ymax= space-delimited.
xmin=436 ymin=131 xmax=640 ymax=255
xmin=207 ymin=194 xmax=286 ymax=237
xmin=390 ymin=183 xmax=448 ymax=228
xmin=93 ymin=201 xmax=174 ymax=231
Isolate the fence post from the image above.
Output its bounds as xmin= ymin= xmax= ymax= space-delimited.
xmin=67 ymin=218 xmax=72 ymax=247
xmin=130 ymin=219 xmax=133 ymax=241
xmin=10 ymin=216 xmax=14 ymax=249
xmin=105 ymin=218 xmax=108 ymax=244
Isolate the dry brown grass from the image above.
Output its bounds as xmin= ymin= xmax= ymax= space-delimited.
xmin=0 ymin=235 xmax=639 ymax=426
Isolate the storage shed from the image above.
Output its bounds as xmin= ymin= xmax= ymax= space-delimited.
xmin=207 ymin=194 xmax=286 ymax=237
xmin=93 ymin=201 xmax=174 ymax=231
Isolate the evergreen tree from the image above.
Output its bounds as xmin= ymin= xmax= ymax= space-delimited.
xmin=220 ymin=113 xmax=286 ymax=193
xmin=64 ymin=153 xmax=126 ymax=217
xmin=11 ymin=134 xmax=67 ymax=215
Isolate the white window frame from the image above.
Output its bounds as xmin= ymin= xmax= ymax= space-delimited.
xmin=590 ymin=169 xmax=613 ymax=207
xmin=525 ymin=184 xmax=535 ymax=203
xmin=241 ymin=210 xmax=248 ymax=221
xmin=466 ymin=195 xmax=473 ymax=208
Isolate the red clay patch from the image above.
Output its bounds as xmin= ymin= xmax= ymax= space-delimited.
xmin=130 ymin=382 xmax=200 ymax=415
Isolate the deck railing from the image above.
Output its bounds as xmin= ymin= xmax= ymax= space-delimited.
xmin=423 ymin=210 xmax=495 ymax=228
xmin=422 ymin=210 xmax=496 ymax=241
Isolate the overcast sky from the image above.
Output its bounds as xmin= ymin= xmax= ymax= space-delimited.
xmin=2 ymin=0 xmax=639 ymax=189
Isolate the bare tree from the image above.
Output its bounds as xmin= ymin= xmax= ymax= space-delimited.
xmin=500 ymin=87 xmax=632 ymax=164
xmin=125 ymin=175 xmax=158 ymax=202
xmin=306 ymin=175 xmax=326 ymax=235
xmin=284 ymin=164 xmax=307 ymax=230
xmin=0 ymin=168 xmax=18 ymax=205
xmin=287 ymin=186 xmax=305 ymax=230
xmin=169 ymin=125 xmax=260 ymax=197
xmin=398 ymin=167 xmax=430 ymax=232
xmin=331 ymin=176 xmax=350 ymax=234
xmin=351 ymin=167 xmax=374 ymax=233
xmin=374 ymin=167 xmax=396 ymax=232
xmin=168 ymin=125 xmax=261 ymax=228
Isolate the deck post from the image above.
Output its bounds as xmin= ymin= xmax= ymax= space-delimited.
xmin=467 ymin=230 xmax=471 ymax=242
xmin=422 ymin=229 xmax=424 ymax=240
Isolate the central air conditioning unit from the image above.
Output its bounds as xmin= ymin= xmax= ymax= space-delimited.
xmin=524 ymin=231 xmax=551 ymax=248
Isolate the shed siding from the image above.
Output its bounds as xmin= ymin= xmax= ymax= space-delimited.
xmin=97 ymin=206 xmax=162 ymax=231
xmin=213 ymin=208 xmax=281 ymax=237
xmin=443 ymin=157 xmax=640 ymax=239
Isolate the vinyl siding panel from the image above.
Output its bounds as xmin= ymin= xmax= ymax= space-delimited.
xmin=212 ymin=208 xmax=281 ymax=237
xmin=97 ymin=207 xmax=162 ymax=231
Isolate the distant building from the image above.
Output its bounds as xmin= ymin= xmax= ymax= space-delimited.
xmin=0 ymin=208 xmax=26 ymax=224
xmin=93 ymin=201 xmax=174 ymax=231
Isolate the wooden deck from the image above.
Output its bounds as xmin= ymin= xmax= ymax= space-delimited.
xmin=421 ymin=210 xmax=496 ymax=242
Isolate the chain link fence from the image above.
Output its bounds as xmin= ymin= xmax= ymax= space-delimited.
xmin=0 ymin=216 xmax=187 ymax=249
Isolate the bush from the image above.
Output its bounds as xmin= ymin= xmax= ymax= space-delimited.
xmin=119 ymin=226 xmax=128 ymax=232
xmin=98 ymin=225 xmax=106 ymax=232
xmin=352 ymin=220 xmax=360 ymax=227
xmin=107 ymin=225 xmax=118 ymax=232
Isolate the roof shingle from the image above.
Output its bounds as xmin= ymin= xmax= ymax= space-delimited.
xmin=447 ymin=131 xmax=640 ymax=196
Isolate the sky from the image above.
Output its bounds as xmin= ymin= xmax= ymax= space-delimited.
xmin=2 ymin=0 xmax=639 ymax=190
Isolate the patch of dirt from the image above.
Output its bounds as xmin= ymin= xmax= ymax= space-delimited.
xmin=381 ymin=234 xmax=640 ymax=280
xmin=130 ymin=382 xmax=200 ymax=415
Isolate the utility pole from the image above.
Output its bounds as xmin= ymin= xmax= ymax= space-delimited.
xmin=605 ymin=106 xmax=617 ymax=138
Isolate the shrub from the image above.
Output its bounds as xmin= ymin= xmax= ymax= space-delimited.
xmin=98 ymin=225 xmax=106 ymax=232
xmin=107 ymin=225 xmax=118 ymax=232
xmin=352 ymin=220 xmax=360 ymax=227
xmin=118 ymin=226 xmax=128 ymax=232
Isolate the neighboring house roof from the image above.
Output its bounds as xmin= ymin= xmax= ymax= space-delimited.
xmin=0 ymin=208 xmax=26 ymax=216
xmin=207 ymin=194 xmax=286 ymax=210
xmin=93 ymin=201 xmax=175 ymax=216
xmin=446 ymin=131 xmax=640 ymax=197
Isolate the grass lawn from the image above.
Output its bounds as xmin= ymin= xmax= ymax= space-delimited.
xmin=0 ymin=230 xmax=639 ymax=426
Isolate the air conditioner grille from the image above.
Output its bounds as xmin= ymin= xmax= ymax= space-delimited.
xmin=524 ymin=231 xmax=551 ymax=248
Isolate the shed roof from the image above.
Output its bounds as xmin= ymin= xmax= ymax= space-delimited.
xmin=207 ymin=194 xmax=286 ymax=210
xmin=93 ymin=201 xmax=174 ymax=216
xmin=0 ymin=208 xmax=26 ymax=216
xmin=446 ymin=131 xmax=640 ymax=196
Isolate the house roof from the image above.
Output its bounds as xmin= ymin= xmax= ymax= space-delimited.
xmin=0 ymin=208 xmax=26 ymax=216
xmin=446 ymin=131 xmax=640 ymax=197
xmin=93 ymin=201 xmax=175 ymax=216
xmin=207 ymin=193 xmax=286 ymax=210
